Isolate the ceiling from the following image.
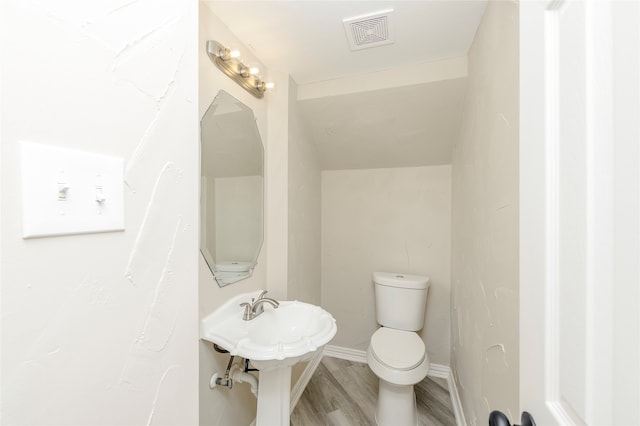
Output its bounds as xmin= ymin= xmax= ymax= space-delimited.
xmin=202 ymin=1 xmax=487 ymax=170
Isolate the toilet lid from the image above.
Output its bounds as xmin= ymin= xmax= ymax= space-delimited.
xmin=370 ymin=328 xmax=425 ymax=370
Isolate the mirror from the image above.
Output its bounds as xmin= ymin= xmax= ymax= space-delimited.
xmin=200 ymin=90 xmax=264 ymax=287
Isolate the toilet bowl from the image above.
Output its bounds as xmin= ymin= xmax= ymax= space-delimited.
xmin=367 ymin=272 xmax=431 ymax=426
xmin=367 ymin=327 xmax=430 ymax=386
xmin=367 ymin=327 xmax=430 ymax=425
xmin=214 ymin=261 xmax=254 ymax=285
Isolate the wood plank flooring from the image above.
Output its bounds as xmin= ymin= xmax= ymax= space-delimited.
xmin=291 ymin=357 xmax=456 ymax=426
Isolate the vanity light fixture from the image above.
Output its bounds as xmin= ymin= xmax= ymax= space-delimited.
xmin=206 ymin=40 xmax=274 ymax=99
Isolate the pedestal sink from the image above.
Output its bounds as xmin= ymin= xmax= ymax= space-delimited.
xmin=201 ymin=290 xmax=337 ymax=426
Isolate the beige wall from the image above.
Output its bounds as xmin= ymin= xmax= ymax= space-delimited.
xmin=198 ymin=5 xmax=273 ymax=425
xmin=450 ymin=1 xmax=519 ymax=424
xmin=1 ymin=0 xmax=199 ymax=424
xmin=321 ymin=165 xmax=452 ymax=365
xmin=287 ymin=78 xmax=322 ymax=305
xmin=199 ymin=5 xmax=317 ymax=424
xmin=264 ymin=68 xmax=291 ymax=300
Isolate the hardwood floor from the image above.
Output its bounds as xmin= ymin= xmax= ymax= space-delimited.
xmin=291 ymin=357 xmax=456 ymax=426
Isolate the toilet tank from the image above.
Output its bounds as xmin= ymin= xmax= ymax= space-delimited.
xmin=373 ymin=272 xmax=430 ymax=331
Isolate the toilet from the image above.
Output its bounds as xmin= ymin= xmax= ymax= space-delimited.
xmin=367 ymin=272 xmax=430 ymax=426
xmin=214 ymin=261 xmax=253 ymax=285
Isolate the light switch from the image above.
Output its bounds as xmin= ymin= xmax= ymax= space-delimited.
xmin=21 ymin=142 xmax=125 ymax=238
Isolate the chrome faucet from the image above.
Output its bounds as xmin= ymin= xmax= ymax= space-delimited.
xmin=239 ymin=290 xmax=280 ymax=321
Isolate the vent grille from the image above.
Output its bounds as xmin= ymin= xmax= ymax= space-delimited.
xmin=343 ymin=9 xmax=394 ymax=51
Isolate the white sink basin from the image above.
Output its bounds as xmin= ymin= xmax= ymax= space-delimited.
xmin=201 ymin=291 xmax=337 ymax=362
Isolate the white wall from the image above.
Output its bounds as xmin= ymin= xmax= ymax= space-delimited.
xmin=450 ymin=1 xmax=519 ymax=424
xmin=321 ymin=165 xmax=452 ymax=364
xmin=611 ymin=3 xmax=640 ymax=422
xmin=287 ymin=78 xmax=322 ymax=305
xmin=0 ymin=0 xmax=199 ymax=424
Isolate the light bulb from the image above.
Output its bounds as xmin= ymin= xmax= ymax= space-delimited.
xmin=249 ymin=67 xmax=260 ymax=75
xmin=229 ymin=50 xmax=241 ymax=58
xmin=265 ymin=82 xmax=275 ymax=89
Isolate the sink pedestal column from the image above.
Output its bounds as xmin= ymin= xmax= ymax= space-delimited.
xmin=255 ymin=366 xmax=291 ymax=426
xmin=252 ymin=351 xmax=319 ymax=426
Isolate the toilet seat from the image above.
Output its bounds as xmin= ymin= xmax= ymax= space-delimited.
xmin=370 ymin=327 xmax=425 ymax=370
xmin=366 ymin=328 xmax=430 ymax=387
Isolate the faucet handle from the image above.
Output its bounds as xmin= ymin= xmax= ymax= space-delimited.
xmin=239 ymin=302 xmax=253 ymax=321
xmin=256 ymin=290 xmax=268 ymax=300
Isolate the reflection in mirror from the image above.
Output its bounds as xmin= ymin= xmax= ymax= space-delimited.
xmin=200 ymin=90 xmax=264 ymax=287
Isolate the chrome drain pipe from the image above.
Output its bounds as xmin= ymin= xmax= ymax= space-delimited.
xmin=209 ymin=354 xmax=235 ymax=389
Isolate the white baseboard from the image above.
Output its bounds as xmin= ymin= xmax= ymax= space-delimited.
xmin=324 ymin=344 xmax=368 ymax=363
xmin=289 ymin=348 xmax=324 ymax=414
xmin=324 ymin=345 xmax=467 ymax=426
xmin=426 ymin=362 xmax=449 ymax=379
xmin=447 ymin=369 xmax=467 ymax=426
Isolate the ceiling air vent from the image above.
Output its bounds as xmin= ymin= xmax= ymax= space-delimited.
xmin=343 ymin=9 xmax=394 ymax=51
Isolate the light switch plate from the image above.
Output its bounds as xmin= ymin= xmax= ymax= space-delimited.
xmin=21 ymin=142 xmax=125 ymax=238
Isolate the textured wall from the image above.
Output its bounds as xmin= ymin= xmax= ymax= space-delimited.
xmin=287 ymin=77 xmax=322 ymax=305
xmin=321 ymin=166 xmax=452 ymax=364
xmin=0 ymin=0 xmax=199 ymax=424
xmin=450 ymin=1 xmax=519 ymax=424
